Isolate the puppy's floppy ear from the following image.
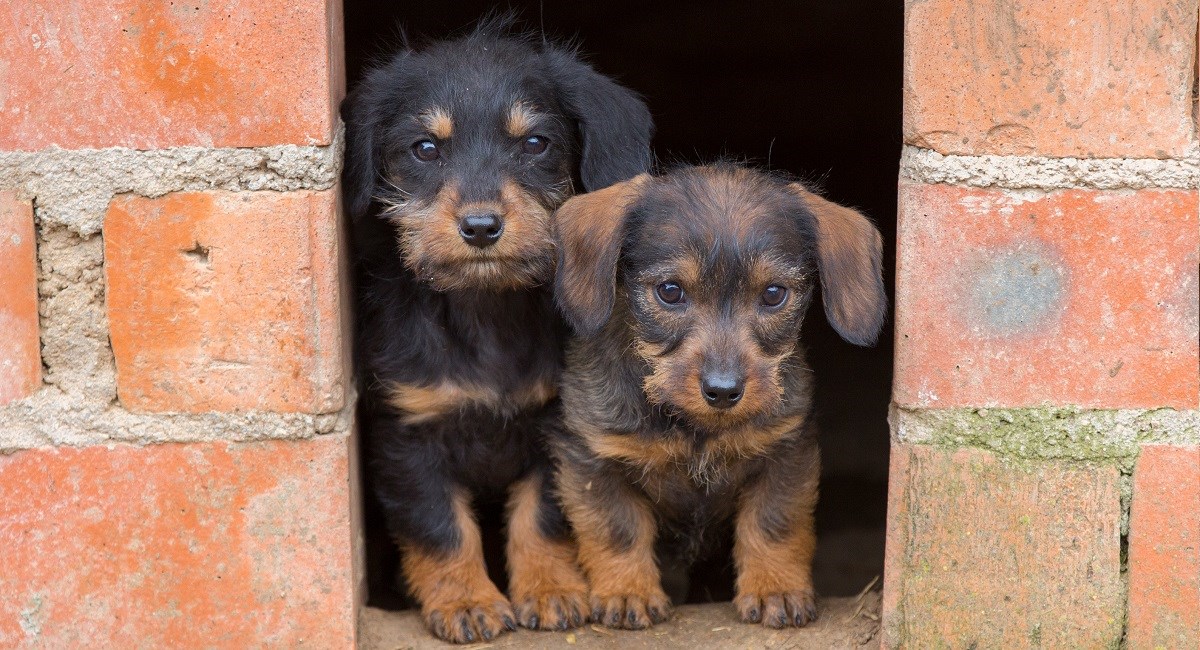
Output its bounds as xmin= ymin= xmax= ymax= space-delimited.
xmin=542 ymin=48 xmax=654 ymax=191
xmin=554 ymin=174 xmax=652 ymax=335
xmin=789 ymin=185 xmax=888 ymax=346
xmin=341 ymin=53 xmax=410 ymax=220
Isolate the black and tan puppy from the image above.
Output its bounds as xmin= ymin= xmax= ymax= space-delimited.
xmin=342 ymin=22 xmax=652 ymax=643
xmin=551 ymin=165 xmax=886 ymax=630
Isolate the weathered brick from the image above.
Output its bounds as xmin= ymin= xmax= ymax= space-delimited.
xmin=894 ymin=182 xmax=1199 ymax=409
xmin=0 ymin=435 xmax=357 ymax=649
xmin=1128 ymin=444 xmax=1200 ymax=649
xmin=904 ymin=0 xmax=1197 ymax=157
xmin=0 ymin=193 xmax=39 ymax=405
xmin=105 ymin=190 xmax=345 ymax=414
xmin=0 ymin=0 xmax=342 ymax=150
xmin=882 ymin=444 xmax=1122 ymax=648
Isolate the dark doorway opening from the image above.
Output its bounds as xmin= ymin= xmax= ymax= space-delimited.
xmin=345 ymin=0 xmax=902 ymax=609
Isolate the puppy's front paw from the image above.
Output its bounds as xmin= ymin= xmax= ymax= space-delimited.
xmin=735 ymin=589 xmax=817 ymax=628
xmin=590 ymin=589 xmax=671 ymax=629
xmin=424 ymin=597 xmax=517 ymax=644
xmin=512 ymin=587 xmax=588 ymax=631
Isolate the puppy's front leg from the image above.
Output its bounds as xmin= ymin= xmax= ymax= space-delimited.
xmin=558 ymin=459 xmax=670 ymax=629
xmin=733 ymin=440 xmax=821 ymax=628
xmin=400 ymin=487 xmax=515 ymax=643
xmin=506 ymin=468 xmax=589 ymax=631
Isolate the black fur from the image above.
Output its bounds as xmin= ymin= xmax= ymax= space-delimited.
xmin=343 ymin=22 xmax=653 ymax=598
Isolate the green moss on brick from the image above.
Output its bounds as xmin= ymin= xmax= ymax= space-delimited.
xmin=892 ymin=406 xmax=1199 ymax=471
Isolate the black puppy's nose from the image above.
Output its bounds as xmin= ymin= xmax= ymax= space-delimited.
xmin=701 ymin=373 xmax=744 ymax=409
xmin=458 ymin=213 xmax=503 ymax=248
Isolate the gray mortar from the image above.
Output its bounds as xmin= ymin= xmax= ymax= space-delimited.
xmin=0 ymin=126 xmax=344 ymax=236
xmin=0 ymin=386 xmax=354 ymax=453
xmin=1 ymin=222 xmax=356 ymax=451
xmin=900 ymin=144 xmax=1200 ymax=190
xmin=0 ymin=126 xmax=347 ymax=450
xmin=36 ymin=225 xmax=116 ymax=404
xmin=891 ymin=405 xmax=1200 ymax=471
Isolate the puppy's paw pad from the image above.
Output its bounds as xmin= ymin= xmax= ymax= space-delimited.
xmin=736 ymin=590 xmax=817 ymax=628
xmin=590 ymin=590 xmax=671 ymax=629
xmin=425 ymin=599 xmax=516 ymax=644
xmin=513 ymin=588 xmax=588 ymax=631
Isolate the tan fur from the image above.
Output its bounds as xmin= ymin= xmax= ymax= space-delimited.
xmin=637 ymin=317 xmax=791 ymax=429
xmin=401 ymin=489 xmax=514 ymax=642
xmin=506 ymin=102 xmax=538 ymax=137
xmin=386 ymin=378 xmax=557 ymax=425
xmin=733 ymin=456 xmax=820 ymax=628
xmin=505 ymin=474 xmax=589 ymax=630
xmin=583 ymin=413 xmax=806 ymax=486
xmin=553 ymin=174 xmax=652 ymax=321
xmin=386 ymin=382 xmax=494 ymax=425
xmin=787 ymin=184 xmax=885 ymax=339
xmin=390 ymin=179 xmax=556 ymax=291
xmin=421 ymin=107 xmax=454 ymax=140
xmin=556 ymin=462 xmax=669 ymax=629
xmin=584 ymin=425 xmax=691 ymax=469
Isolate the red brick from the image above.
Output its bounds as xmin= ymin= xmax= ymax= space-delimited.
xmin=894 ymin=182 xmax=1199 ymax=409
xmin=0 ymin=193 xmax=39 ymax=405
xmin=882 ymin=444 xmax=1122 ymax=648
xmin=0 ymin=1 xmax=342 ymax=150
xmin=904 ymin=0 xmax=1197 ymax=157
xmin=105 ymin=190 xmax=345 ymax=413
xmin=1128 ymin=444 xmax=1200 ymax=649
xmin=0 ymin=435 xmax=356 ymax=648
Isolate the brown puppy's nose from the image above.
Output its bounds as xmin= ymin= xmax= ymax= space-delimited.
xmin=701 ymin=373 xmax=744 ymax=409
xmin=458 ymin=213 xmax=503 ymax=248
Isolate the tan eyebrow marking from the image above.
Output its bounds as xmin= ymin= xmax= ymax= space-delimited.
xmin=506 ymin=102 xmax=539 ymax=138
xmin=420 ymin=107 xmax=453 ymax=140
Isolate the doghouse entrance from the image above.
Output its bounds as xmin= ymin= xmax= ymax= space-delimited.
xmin=344 ymin=0 xmax=901 ymax=619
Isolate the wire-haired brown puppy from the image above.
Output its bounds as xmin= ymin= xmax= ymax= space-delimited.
xmin=342 ymin=21 xmax=652 ymax=643
xmin=551 ymin=165 xmax=886 ymax=630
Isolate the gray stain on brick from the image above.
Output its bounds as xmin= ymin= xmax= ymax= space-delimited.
xmin=969 ymin=243 xmax=1065 ymax=335
xmin=18 ymin=593 xmax=45 ymax=638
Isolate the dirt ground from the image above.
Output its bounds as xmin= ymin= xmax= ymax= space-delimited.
xmin=360 ymin=592 xmax=882 ymax=650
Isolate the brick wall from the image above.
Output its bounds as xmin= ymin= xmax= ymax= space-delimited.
xmin=2 ymin=2 xmax=1197 ymax=648
xmin=0 ymin=2 xmax=360 ymax=648
xmin=884 ymin=1 xmax=1200 ymax=648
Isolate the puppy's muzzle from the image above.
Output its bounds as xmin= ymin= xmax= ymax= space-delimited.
xmin=458 ymin=211 xmax=504 ymax=248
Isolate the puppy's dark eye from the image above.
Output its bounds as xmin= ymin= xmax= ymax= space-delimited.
xmin=522 ymin=135 xmax=549 ymax=155
xmin=761 ymin=285 xmax=788 ymax=308
xmin=412 ymin=140 xmax=440 ymax=162
xmin=655 ymin=282 xmax=685 ymax=306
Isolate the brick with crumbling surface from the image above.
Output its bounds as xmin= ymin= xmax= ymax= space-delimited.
xmin=0 ymin=192 xmax=39 ymax=405
xmin=105 ymin=189 xmax=345 ymax=414
xmin=894 ymin=181 xmax=1199 ymax=409
xmin=0 ymin=435 xmax=357 ymax=648
xmin=882 ymin=444 xmax=1122 ymax=648
xmin=1128 ymin=444 xmax=1200 ymax=649
xmin=904 ymin=0 xmax=1197 ymax=157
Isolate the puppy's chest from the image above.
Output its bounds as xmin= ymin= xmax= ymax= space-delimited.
xmin=637 ymin=467 xmax=742 ymax=551
xmin=378 ymin=291 xmax=562 ymax=424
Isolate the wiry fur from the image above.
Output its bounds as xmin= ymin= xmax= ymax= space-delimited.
xmin=550 ymin=164 xmax=887 ymax=630
xmin=343 ymin=21 xmax=653 ymax=644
